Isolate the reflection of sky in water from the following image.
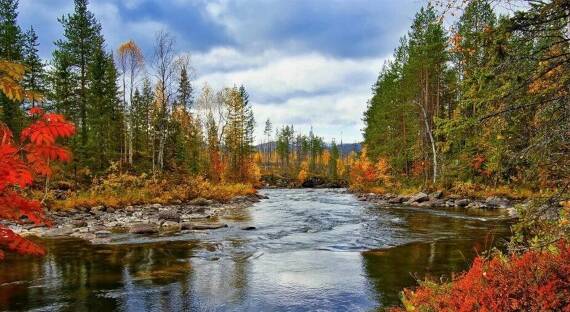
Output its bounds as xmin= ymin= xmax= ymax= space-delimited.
xmin=0 ymin=189 xmax=512 ymax=311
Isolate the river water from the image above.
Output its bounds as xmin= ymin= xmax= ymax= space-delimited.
xmin=0 ymin=188 xmax=513 ymax=311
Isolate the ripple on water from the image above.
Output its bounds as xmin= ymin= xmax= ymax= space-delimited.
xmin=0 ymin=188 xmax=513 ymax=311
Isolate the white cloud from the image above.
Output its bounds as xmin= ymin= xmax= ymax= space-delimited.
xmin=192 ymin=47 xmax=386 ymax=142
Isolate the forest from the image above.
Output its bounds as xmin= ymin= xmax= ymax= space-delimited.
xmin=0 ymin=0 xmax=569 ymax=310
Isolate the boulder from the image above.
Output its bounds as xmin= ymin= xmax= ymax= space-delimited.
xmin=417 ymin=201 xmax=435 ymax=208
xmin=455 ymin=199 xmax=470 ymax=207
xmin=160 ymin=221 xmax=181 ymax=232
xmin=71 ymin=219 xmax=88 ymax=228
xmin=408 ymin=192 xmax=429 ymax=203
xmin=129 ymin=223 xmax=158 ymax=234
xmin=106 ymin=207 xmax=115 ymax=213
xmin=158 ymin=209 xmax=180 ymax=222
xmin=189 ymin=198 xmax=214 ymax=206
xmin=467 ymin=201 xmax=488 ymax=209
xmin=429 ymin=191 xmax=444 ymax=200
xmin=485 ymin=196 xmax=511 ymax=208
xmin=388 ymin=196 xmax=407 ymax=204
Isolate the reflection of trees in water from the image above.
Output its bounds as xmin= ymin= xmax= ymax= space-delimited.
xmin=362 ymin=211 xmax=509 ymax=305
xmin=0 ymin=238 xmax=200 ymax=311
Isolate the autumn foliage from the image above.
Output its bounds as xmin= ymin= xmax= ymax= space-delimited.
xmin=394 ymin=240 xmax=570 ymax=312
xmin=349 ymin=147 xmax=392 ymax=191
xmin=0 ymin=61 xmax=75 ymax=260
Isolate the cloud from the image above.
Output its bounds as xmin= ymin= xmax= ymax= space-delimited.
xmin=192 ymin=47 xmax=386 ymax=142
xmin=16 ymin=0 xmax=422 ymax=143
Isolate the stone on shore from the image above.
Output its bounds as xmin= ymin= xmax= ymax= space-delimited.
xmin=429 ymin=191 xmax=444 ymax=200
xmin=158 ymin=209 xmax=181 ymax=222
xmin=455 ymin=198 xmax=470 ymax=207
xmin=485 ymin=196 xmax=511 ymax=208
xmin=189 ymin=198 xmax=214 ymax=206
xmin=129 ymin=223 xmax=158 ymax=234
xmin=407 ymin=192 xmax=429 ymax=203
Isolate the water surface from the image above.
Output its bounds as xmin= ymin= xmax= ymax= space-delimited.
xmin=0 ymin=188 xmax=512 ymax=311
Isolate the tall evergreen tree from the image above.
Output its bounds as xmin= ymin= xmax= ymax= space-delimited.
xmin=0 ymin=0 xmax=24 ymax=132
xmin=54 ymin=0 xmax=103 ymax=163
xmin=176 ymin=65 xmax=193 ymax=109
xmin=22 ymin=26 xmax=46 ymax=109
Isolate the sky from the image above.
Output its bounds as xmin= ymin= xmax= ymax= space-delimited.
xmin=17 ymin=0 xmax=424 ymax=143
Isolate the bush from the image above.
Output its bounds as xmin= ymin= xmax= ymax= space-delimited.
xmin=50 ymin=173 xmax=256 ymax=210
xmin=394 ymin=240 xmax=570 ymax=312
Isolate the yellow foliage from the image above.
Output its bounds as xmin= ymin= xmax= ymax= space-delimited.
xmin=51 ymin=174 xmax=256 ymax=210
xmin=0 ymin=60 xmax=43 ymax=103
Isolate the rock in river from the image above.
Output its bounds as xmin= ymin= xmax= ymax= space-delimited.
xmin=158 ymin=209 xmax=181 ymax=222
xmin=95 ymin=230 xmax=112 ymax=238
xmin=129 ymin=223 xmax=158 ymax=234
xmin=181 ymin=222 xmax=227 ymax=230
xmin=407 ymin=192 xmax=429 ymax=203
xmin=485 ymin=196 xmax=511 ymax=208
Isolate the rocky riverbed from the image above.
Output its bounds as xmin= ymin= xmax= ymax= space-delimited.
xmin=355 ymin=191 xmax=520 ymax=217
xmin=6 ymin=194 xmax=268 ymax=244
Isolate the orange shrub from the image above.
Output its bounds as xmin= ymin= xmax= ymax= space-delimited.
xmin=349 ymin=147 xmax=392 ymax=191
xmin=394 ymin=240 xmax=570 ymax=312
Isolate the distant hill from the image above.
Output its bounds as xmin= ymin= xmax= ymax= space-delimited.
xmin=255 ymin=142 xmax=362 ymax=155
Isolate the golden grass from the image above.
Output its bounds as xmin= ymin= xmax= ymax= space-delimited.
xmin=47 ymin=174 xmax=256 ymax=211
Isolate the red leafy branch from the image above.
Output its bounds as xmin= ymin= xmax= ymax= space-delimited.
xmin=0 ymin=107 xmax=74 ymax=260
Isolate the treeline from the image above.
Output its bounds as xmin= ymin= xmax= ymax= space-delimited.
xmin=0 ymin=0 xmax=258 ymax=184
xmin=259 ymin=121 xmax=357 ymax=183
xmin=363 ymin=0 xmax=569 ymax=191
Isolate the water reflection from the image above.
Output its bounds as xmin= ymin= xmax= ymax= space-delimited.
xmin=0 ymin=189 xmax=512 ymax=311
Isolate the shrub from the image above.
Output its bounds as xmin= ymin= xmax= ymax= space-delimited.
xmin=394 ymin=240 xmax=570 ymax=312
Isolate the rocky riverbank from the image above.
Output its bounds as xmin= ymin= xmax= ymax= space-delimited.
xmin=355 ymin=191 xmax=520 ymax=217
xmin=6 ymin=193 xmax=268 ymax=244
xmin=261 ymin=174 xmax=347 ymax=189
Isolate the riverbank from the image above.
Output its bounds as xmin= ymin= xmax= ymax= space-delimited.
xmin=7 ymin=193 xmax=267 ymax=244
xmin=261 ymin=174 xmax=347 ymax=189
xmin=354 ymin=190 xmax=522 ymax=217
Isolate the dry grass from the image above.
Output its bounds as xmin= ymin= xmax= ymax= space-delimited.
xmin=46 ymin=173 xmax=256 ymax=211
xmin=354 ymin=180 xmax=546 ymax=200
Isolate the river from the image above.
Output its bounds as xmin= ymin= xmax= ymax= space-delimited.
xmin=0 ymin=188 xmax=513 ymax=311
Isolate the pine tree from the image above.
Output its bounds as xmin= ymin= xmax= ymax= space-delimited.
xmin=22 ymin=26 xmax=45 ymax=109
xmin=0 ymin=0 xmax=24 ymax=132
xmin=53 ymin=0 xmax=104 ymax=164
xmin=328 ymin=141 xmax=339 ymax=179
xmin=177 ymin=65 xmax=193 ymax=109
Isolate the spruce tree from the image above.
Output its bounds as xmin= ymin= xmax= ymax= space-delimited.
xmin=54 ymin=0 xmax=103 ymax=163
xmin=22 ymin=26 xmax=46 ymax=108
xmin=0 ymin=0 xmax=24 ymax=132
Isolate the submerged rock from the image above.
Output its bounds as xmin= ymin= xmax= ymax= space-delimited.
xmin=181 ymin=222 xmax=227 ymax=230
xmin=95 ymin=230 xmax=112 ymax=238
